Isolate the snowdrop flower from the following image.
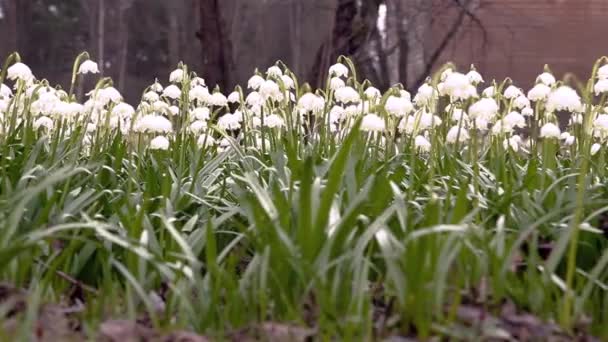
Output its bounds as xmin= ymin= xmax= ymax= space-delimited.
xmin=451 ymin=108 xmax=469 ymax=123
xmin=330 ymin=77 xmax=345 ymax=90
xmin=329 ymin=63 xmax=349 ymax=78
xmin=334 ymin=86 xmax=360 ymax=104
xmin=504 ymin=111 xmax=526 ymax=129
xmin=97 ymin=87 xmax=122 ymax=104
xmin=593 ymin=114 xmax=608 ymax=138
xmin=594 ymin=79 xmax=608 ymax=95
xmin=264 ymin=114 xmax=285 ymax=128
xmin=546 ymin=86 xmax=582 ymax=113
xmin=298 ymin=93 xmax=325 ymax=113
xmin=162 ymin=85 xmax=181 ymax=99
xmin=507 ymin=135 xmax=522 ymax=151
xmin=78 ymin=60 xmax=99 ymax=74
xmin=414 ymin=83 xmax=435 ymax=105
xmin=134 ymin=114 xmax=172 ymax=133
xmin=280 ymin=75 xmax=294 ymax=89
xmin=361 ymin=113 xmax=385 ymax=132
xmin=399 ymin=90 xmax=412 ymax=101
xmin=150 ymin=81 xmax=163 ymax=93
xmin=446 ymin=126 xmax=469 ymax=144
xmin=570 ymin=113 xmax=583 ymax=125
xmin=150 ymin=136 xmax=170 ymax=150
xmin=482 ymin=86 xmax=495 ymax=98
xmin=266 ymin=65 xmax=283 ymax=77
xmin=385 ymin=96 xmax=413 ymax=117
xmin=227 ymin=91 xmax=240 ymax=103
xmin=466 ymin=68 xmax=484 ymax=84
xmin=169 ymin=105 xmax=179 ymax=116
xmin=246 ymin=92 xmax=264 ymax=107
xmin=0 ymin=84 xmax=12 ymax=98
xmin=0 ymin=99 xmax=8 ymax=114
xmin=540 ymin=123 xmax=561 ymax=138
xmin=190 ymin=85 xmax=210 ymax=102
xmin=218 ymin=113 xmax=240 ymax=130
xmin=564 ymin=135 xmax=575 ymax=146
xmin=169 ymin=69 xmax=184 ymax=83
xmin=536 ymin=72 xmax=556 ymax=86
xmin=259 ymin=80 xmax=282 ymax=101
xmin=491 ymin=120 xmax=514 ymax=135
xmin=188 ymin=120 xmax=207 ymax=133
xmin=192 ymin=107 xmax=210 ymax=121
xmin=143 ymin=91 xmax=160 ymax=102
xmin=248 ymin=75 xmax=265 ymax=90
xmin=598 ymin=65 xmax=608 ymax=80
xmin=33 ymin=116 xmax=53 ymax=130
xmin=440 ymin=68 xmax=453 ymax=81
xmin=591 ymin=143 xmax=601 ymax=155
xmin=504 ymin=85 xmax=523 ymax=99
xmin=527 ymin=83 xmax=551 ymax=102
xmin=414 ymin=135 xmax=431 ymax=152
xmin=364 ymin=87 xmax=381 ymax=99
xmin=469 ymin=98 xmax=499 ymax=121
xmin=514 ymin=95 xmax=530 ymax=110
xmin=112 ymin=103 xmax=135 ymax=118
xmin=197 ymin=134 xmax=216 ymax=148
xmin=329 ymin=105 xmax=346 ymax=123
xmin=210 ymin=92 xmax=228 ymax=107
xmin=7 ymin=62 xmax=34 ymax=81
xmin=443 ymin=72 xmax=475 ymax=100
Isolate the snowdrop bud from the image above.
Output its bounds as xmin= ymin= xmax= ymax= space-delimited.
xmin=334 ymin=86 xmax=360 ymax=104
xmin=446 ymin=126 xmax=469 ymax=144
xmin=598 ymin=65 xmax=608 ymax=80
xmin=385 ymin=96 xmax=414 ymax=117
xmin=329 ymin=63 xmax=349 ymax=78
xmin=591 ymin=143 xmax=601 ymax=156
xmin=466 ymin=69 xmax=484 ymax=84
xmin=78 ymin=60 xmax=99 ymax=74
xmin=540 ymin=123 xmax=561 ymax=138
xmin=150 ymin=136 xmax=170 ymax=150
xmin=169 ymin=68 xmax=184 ymax=83
xmin=330 ymin=77 xmax=345 ymax=90
xmin=364 ymin=87 xmax=381 ymax=99
xmin=266 ymin=65 xmax=283 ymax=77
xmin=227 ymin=91 xmax=240 ymax=103
xmin=546 ymin=86 xmax=582 ymax=113
xmin=162 ymin=85 xmax=181 ymax=99
xmin=7 ymin=62 xmax=34 ymax=81
xmin=482 ymin=86 xmax=495 ymax=98
xmin=361 ymin=113 xmax=385 ymax=132
xmin=521 ymin=107 xmax=534 ymax=117
xmin=414 ymin=135 xmax=431 ymax=152
xmin=504 ymin=85 xmax=523 ymax=99
xmin=247 ymin=75 xmax=264 ymax=90
xmin=527 ymin=83 xmax=551 ymax=102
xmin=594 ymin=79 xmax=608 ymax=95
xmin=536 ymin=72 xmax=556 ymax=86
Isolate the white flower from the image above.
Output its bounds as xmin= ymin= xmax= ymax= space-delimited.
xmin=598 ymin=65 xmax=608 ymax=80
xmin=78 ymin=60 xmax=99 ymax=74
xmin=191 ymin=77 xmax=206 ymax=87
xmin=385 ymin=96 xmax=413 ymax=117
xmin=414 ymin=83 xmax=434 ymax=105
xmin=504 ymin=85 xmax=523 ymax=99
xmin=247 ymin=75 xmax=265 ymax=90
xmin=210 ymin=92 xmax=228 ymax=107
xmin=364 ymin=87 xmax=381 ymax=99
xmin=7 ymin=62 xmax=34 ymax=81
xmin=56 ymin=102 xmax=84 ymax=118
xmin=513 ymin=95 xmax=530 ymax=109
xmin=536 ymin=72 xmax=556 ymax=86
xmin=361 ymin=113 xmax=385 ymax=132
xmin=570 ymin=113 xmax=583 ymax=125
xmin=491 ymin=120 xmax=513 ymax=135
xmin=192 ymin=107 xmax=210 ymax=121
xmin=329 ymin=105 xmax=345 ymax=123
xmin=259 ymin=80 xmax=282 ymax=101
xmin=169 ymin=69 xmax=184 ymax=83
xmin=151 ymin=81 xmax=163 ymax=93
xmin=594 ymin=79 xmax=608 ymax=95
xmin=98 ymin=87 xmax=122 ymax=104
xmin=466 ymin=69 xmax=484 ymax=84
xmin=0 ymin=84 xmax=12 ymax=98
xmin=482 ymin=86 xmax=495 ymax=98
xmin=264 ymin=114 xmax=284 ymax=128
xmin=469 ymin=98 xmax=499 ymax=121
xmin=298 ymin=93 xmax=325 ymax=113
xmin=591 ymin=143 xmax=601 ymax=156
xmin=134 ymin=115 xmax=172 ymax=133
xmin=504 ymin=111 xmax=526 ymax=129
xmin=330 ymin=77 xmax=345 ymax=90
xmin=546 ymin=86 xmax=582 ymax=113
xmin=334 ymin=86 xmax=360 ymax=104
xmin=169 ymin=105 xmax=179 ymax=116
xmin=150 ymin=136 xmax=170 ymax=150
xmin=593 ymin=114 xmax=608 ymax=139
xmin=266 ymin=65 xmax=283 ymax=77
xmin=446 ymin=126 xmax=469 ymax=144
xmin=415 ymin=135 xmax=431 ymax=152
xmin=190 ymin=85 xmax=210 ymax=102
xmin=197 ymin=134 xmax=216 ymax=147
xmin=399 ymin=90 xmax=412 ymax=101
xmin=33 ymin=116 xmax=54 ymax=130
xmin=564 ymin=135 xmax=575 ymax=146
xmin=527 ymin=83 xmax=551 ymax=102
xmin=440 ymin=68 xmax=453 ymax=81
xmin=143 ymin=91 xmax=160 ymax=102
xmin=228 ymin=91 xmax=240 ymax=103
xmin=540 ymin=123 xmax=561 ymax=138
xmin=443 ymin=72 xmax=474 ymax=100
xmin=218 ymin=113 xmax=240 ymax=130
xmin=189 ymin=120 xmax=207 ymax=133
xmin=451 ymin=108 xmax=468 ymax=123
xmin=112 ymin=103 xmax=135 ymax=118
xmin=329 ymin=63 xmax=349 ymax=78
xmin=521 ymin=106 xmax=533 ymax=117
xmin=280 ymin=75 xmax=294 ymax=89
xmin=246 ymin=92 xmax=264 ymax=107
xmin=162 ymin=85 xmax=181 ymax=99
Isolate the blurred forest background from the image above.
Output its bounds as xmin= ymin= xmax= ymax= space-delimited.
xmin=1 ymin=0 xmax=607 ymax=103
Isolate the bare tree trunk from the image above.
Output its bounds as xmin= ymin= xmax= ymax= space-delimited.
xmin=197 ymin=0 xmax=231 ymax=90
xmin=98 ymin=0 xmax=106 ymax=76
xmin=118 ymin=1 xmax=133 ymax=92
xmin=167 ymin=2 xmax=180 ymax=69
xmin=0 ymin=0 xmax=18 ymax=59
